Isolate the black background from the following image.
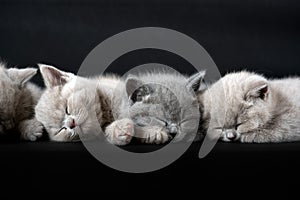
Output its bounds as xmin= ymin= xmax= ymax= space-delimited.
xmin=0 ymin=0 xmax=300 ymax=195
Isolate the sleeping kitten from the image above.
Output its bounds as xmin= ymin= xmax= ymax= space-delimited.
xmin=35 ymin=64 xmax=134 ymax=145
xmin=199 ymin=71 xmax=300 ymax=143
xmin=0 ymin=63 xmax=43 ymax=141
xmin=125 ymin=71 xmax=205 ymax=144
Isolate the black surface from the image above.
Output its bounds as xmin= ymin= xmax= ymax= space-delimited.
xmin=1 ymin=0 xmax=300 ymax=195
xmin=2 ymin=141 xmax=300 ymax=195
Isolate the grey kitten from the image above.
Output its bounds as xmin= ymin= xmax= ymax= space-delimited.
xmin=0 ymin=63 xmax=43 ymax=141
xmin=35 ymin=64 xmax=134 ymax=145
xmin=125 ymin=71 xmax=205 ymax=144
xmin=199 ymin=71 xmax=300 ymax=143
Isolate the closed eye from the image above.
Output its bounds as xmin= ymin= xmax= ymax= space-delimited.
xmin=235 ymin=123 xmax=243 ymax=130
xmin=55 ymin=127 xmax=67 ymax=135
xmin=65 ymin=106 xmax=70 ymax=115
xmin=156 ymin=117 xmax=168 ymax=126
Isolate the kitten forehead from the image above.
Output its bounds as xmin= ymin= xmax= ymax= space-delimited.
xmin=214 ymin=71 xmax=266 ymax=100
xmin=62 ymin=76 xmax=93 ymax=91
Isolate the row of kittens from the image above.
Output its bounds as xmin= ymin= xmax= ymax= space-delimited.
xmin=1 ymin=62 xmax=300 ymax=144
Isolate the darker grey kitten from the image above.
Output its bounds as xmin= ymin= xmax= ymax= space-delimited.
xmin=125 ymin=71 xmax=205 ymax=143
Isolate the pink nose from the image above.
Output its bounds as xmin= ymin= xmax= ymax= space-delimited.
xmin=70 ymin=119 xmax=76 ymax=129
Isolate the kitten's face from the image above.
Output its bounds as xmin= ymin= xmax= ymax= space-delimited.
xmin=126 ymin=72 xmax=205 ymax=140
xmin=36 ymin=65 xmax=102 ymax=141
xmin=206 ymin=72 xmax=270 ymax=141
xmin=0 ymin=66 xmax=37 ymax=133
xmin=129 ymin=83 xmax=182 ymax=135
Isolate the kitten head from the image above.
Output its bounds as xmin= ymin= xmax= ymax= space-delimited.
xmin=0 ymin=63 xmax=37 ymax=133
xmin=125 ymin=71 xmax=205 ymax=140
xmin=35 ymin=64 xmax=104 ymax=141
xmin=205 ymin=71 xmax=271 ymax=141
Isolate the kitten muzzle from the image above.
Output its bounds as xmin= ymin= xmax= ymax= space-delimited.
xmin=222 ymin=129 xmax=239 ymax=141
xmin=69 ymin=119 xmax=76 ymax=129
xmin=168 ymin=123 xmax=178 ymax=134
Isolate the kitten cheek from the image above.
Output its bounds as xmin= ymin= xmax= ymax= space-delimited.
xmin=206 ymin=129 xmax=222 ymax=140
xmin=237 ymin=123 xmax=246 ymax=131
xmin=238 ymin=122 xmax=256 ymax=133
xmin=73 ymin=126 xmax=82 ymax=136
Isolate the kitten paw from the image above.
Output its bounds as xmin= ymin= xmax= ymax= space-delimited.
xmin=51 ymin=127 xmax=79 ymax=142
xmin=140 ymin=127 xmax=171 ymax=144
xmin=19 ymin=119 xmax=44 ymax=141
xmin=105 ymin=118 xmax=134 ymax=146
xmin=28 ymin=132 xmax=43 ymax=141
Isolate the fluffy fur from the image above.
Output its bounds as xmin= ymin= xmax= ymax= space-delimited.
xmin=0 ymin=63 xmax=43 ymax=141
xmin=199 ymin=71 xmax=300 ymax=143
xmin=125 ymin=71 xmax=205 ymax=144
xmin=35 ymin=64 xmax=134 ymax=145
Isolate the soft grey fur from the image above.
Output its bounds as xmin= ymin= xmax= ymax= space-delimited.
xmin=35 ymin=64 xmax=134 ymax=145
xmin=0 ymin=63 xmax=43 ymax=141
xmin=199 ymin=71 xmax=300 ymax=143
xmin=125 ymin=71 xmax=205 ymax=144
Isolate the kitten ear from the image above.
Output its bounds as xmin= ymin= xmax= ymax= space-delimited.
xmin=38 ymin=64 xmax=74 ymax=88
xmin=186 ymin=71 xmax=206 ymax=92
xmin=125 ymin=75 xmax=144 ymax=97
xmin=7 ymin=67 xmax=37 ymax=86
xmin=245 ymin=77 xmax=269 ymax=100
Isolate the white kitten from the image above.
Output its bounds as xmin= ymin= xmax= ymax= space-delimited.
xmin=0 ymin=63 xmax=43 ymax=141
xmin=199 ymin=71 xmax=300 ymax=143
xmin=35 ymin=64 xmax=134 ymax=145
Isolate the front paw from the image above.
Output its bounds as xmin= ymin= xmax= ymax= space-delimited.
xmin=20 ymin=119 xmax=44 ymax=141
xmin=105 ymin=118 xmax=134 ymax=146
xmin=140 ymin=127 xmax=172 ymax=144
